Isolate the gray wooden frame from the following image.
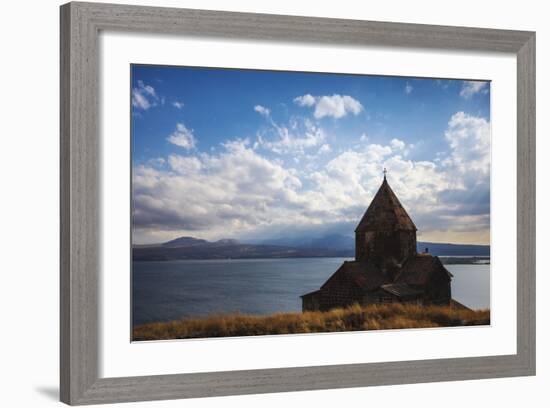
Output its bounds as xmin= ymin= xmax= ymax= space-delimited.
xmin=60 ymin=1 xmax=536 ymax=405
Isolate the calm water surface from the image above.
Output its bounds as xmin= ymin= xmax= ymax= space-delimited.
xmin=132 ymin=258 xmax=490 ymax=325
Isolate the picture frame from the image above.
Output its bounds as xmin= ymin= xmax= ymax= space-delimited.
xmin=60 ymin=1 xmax=535 ymax=405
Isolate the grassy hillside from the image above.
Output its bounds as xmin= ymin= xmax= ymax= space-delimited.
xmin=133 ymin=303 xmax=490 ymax=341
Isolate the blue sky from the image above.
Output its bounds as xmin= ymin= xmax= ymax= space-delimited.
xmin=131 ymin=64 xmax=491 ymax=245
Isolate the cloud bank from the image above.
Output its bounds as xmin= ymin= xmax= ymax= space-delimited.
xmin=133 ymin=110 xmax=490 ymax=245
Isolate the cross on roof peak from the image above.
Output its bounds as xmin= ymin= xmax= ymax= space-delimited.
xmin=383 ymin=167 xmax=387 ymax=179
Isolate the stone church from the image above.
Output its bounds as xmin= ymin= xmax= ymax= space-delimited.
xmin=301 ymin=173 xmax=454 ymax=312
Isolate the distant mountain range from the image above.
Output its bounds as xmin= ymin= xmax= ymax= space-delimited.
xmin=259 ymin=233 xmax=355 ymax=251
xmin=259 ymin=234 xmax=489 ymax=256
xmin=132 ymin=237 xmax=350 ymax=261
xmin=133 ymin=234 xmax=489 ymax=261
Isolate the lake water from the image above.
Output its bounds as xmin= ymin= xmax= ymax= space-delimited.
xmin=132 ymin=258 xmax=490 ymax=326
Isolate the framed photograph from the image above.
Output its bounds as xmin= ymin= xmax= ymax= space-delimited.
xmin=60 ymin=1 xmax=535 ymax=405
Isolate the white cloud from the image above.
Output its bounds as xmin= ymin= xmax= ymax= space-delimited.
xmin=360 ymin=133 xmax=369 ymax=142
xmin=132 ymin=80 xmax=159 ymax=110
xmin=166 ymin=123 xmax=196 ymax=150
xmin=442 ymin=111 xmax=491 ymax=181
xmin=404 ymin=83 xmax=413 ymax=94
xmin=172 ymin=101 xmax=184 ymax=109
xmin=459 ymin=81 xmax=489 ymax=99
xmin=293 ymin=94 xmax=363 ymax=119
xmin=318 ymin=144 xmax=332 ymax=154
xmin=148 ymin=157 xmax=166 ymax=168
xmin=390 ymin=138 xmax=406 ymax=150
xmin=435 ymin=79 xmax=451 ymax=90
xmin=364 ymin=144 xmax=393 ymax=162
xmin=293 ymin=94 xmax=316 ymax=107
xmin=167 ymin=155 xmax=202 ymax=174
xmin=261 ymin=122 xmax=325 ymax=154
xmin=254 ymin=105 xmax=270 ymax=117
xmin=256 ymin=116 xmax=327 ymax=156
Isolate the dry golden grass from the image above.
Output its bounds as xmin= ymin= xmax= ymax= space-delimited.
xmin=133 ymin=303 xmax=490 ymax=341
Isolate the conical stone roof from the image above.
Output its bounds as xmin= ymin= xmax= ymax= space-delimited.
xmin=355 ymin=176 xmax=417 ymax=233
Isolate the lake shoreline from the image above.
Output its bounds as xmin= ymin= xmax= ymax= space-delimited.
xmin=133 ymin=255 xmax=490 ymax=265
